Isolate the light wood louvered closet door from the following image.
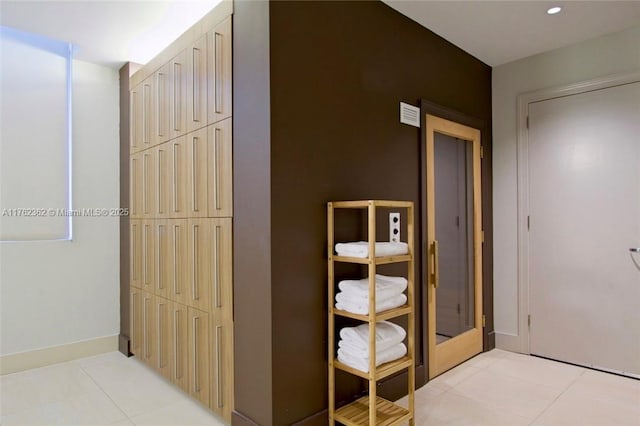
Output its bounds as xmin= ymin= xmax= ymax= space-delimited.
xmin=128 ymin=5 xmax=233 ymax=421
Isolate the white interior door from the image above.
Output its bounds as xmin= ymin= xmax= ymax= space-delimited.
xmin=528 ymin=81 xmax=640 ymax=377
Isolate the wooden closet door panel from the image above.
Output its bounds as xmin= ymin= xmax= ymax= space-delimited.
xmin=130 ymin=85 xmax=142 ymax=153
xmin=187 ymin=218 xmax=210 ymax=312
xmin=155 ymin=64 xmax=170 ymax=144
xmin=141 ymin=76 xmax=156 ymax=149
xmin=188 ymin=307 xmax=210 ymax=406
xmin=141 ymin=150 xmax=157 ymax=219
xmin=208 ymin=218 xmax=232 ymax=315
xmin=130 ymin=154 xmax=142 ymax=219
xmin=154 ymin=296 xmax=171 ymax=379
xmin=208 ymin=218 xmax=233 ymax=420
xmin=168 ymin=219 xmax=188 ymax=305
xmin=207 ymin=17 xmax=232 ymax=125
xmin=170 ymin=301 xmax=188 ymax=391
xmin=156 ymin=144 xmax=170 ymax=218
xmin=187 ymin=128 xmax=208 ymax=218
xmin=155 ymin=220 xmax=169 ymax=298
xmin=141 ymin=291 xmax=156 ymax=367
xmin=169 ymin=136 xmax=188 ymax=218
xmin=130 ymin=288 xmax=142 ymax=356
xmin=209 ymin=318 xmax=233 ymax=420
xmin=141 ymin=220 xmax=156 ymax=293
xmin=207 ymin=118 xmax=232 ymax=218
xmin=186 ymin=36 xmax=207 ymax=133
xmin=170 ymin=51 xmax=187 ymax=140
xmin=130 ymin=219 xmax=142 ymax=289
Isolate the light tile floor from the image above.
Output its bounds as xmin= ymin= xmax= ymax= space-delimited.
xmin=398 ymin=349 xmax=640 ymax=425
xmin=0 ymin=352 xmax=226 ymax=426
xmin=1 ymin=349 xmax=639 ymax=425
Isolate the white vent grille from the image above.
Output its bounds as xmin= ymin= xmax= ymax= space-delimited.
xmin=400 ymin=102 xmax=420 ymax=127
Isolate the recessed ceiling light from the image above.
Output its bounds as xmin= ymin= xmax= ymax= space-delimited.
xmin=547 ymin=6 xmax=562 ymax=15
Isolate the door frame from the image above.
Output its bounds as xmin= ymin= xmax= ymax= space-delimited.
xmin=419 ymin=100 xmax=493 ymax=383
xmin=514 ymin=69 xmax=640 ymax=354
xmin=426 ymin=114 xmax=483 ymax=378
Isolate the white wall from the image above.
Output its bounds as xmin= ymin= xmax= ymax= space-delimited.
xmin=0 ymin=60 xmax=120 ymax=356
xmin=1 ymin=31 xmax=69 ymax=240
xmin=492 ymin=25 xmax=640 ymax=350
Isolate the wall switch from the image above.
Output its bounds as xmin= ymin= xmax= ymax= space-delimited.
xmin=389 ymin=212 xmax=400 ymax=242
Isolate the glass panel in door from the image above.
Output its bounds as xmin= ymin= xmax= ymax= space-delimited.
xmin=434 ymin=133 xmax=475 ymax=344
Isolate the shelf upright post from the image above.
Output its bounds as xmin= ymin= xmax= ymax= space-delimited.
xmin=367 ymin=200 xmax=377 ymax=424
xmin=408 ymin=202 xmax=415 ymax=426
xmin=327 ymin=202 xmax=335 ymax=426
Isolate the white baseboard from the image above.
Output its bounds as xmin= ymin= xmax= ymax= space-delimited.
xmin=495 ymin=331 xmax=525 ymax=354
xmin=0 ymin=335 xmax=118 ymax=375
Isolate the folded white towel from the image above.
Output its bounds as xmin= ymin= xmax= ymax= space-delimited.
xmin=335 ymin=293 xmax=407 ymax=315
xmin=338 ymin=274 xmax=407 ymax=300
xmin=335 ymin=241 xmax=408 ymax=258
xmin=339 ymin=321 xmax=406 ymax=353
xmin=337 ymin=343 xmax=407 ymax=373
xmin=338 ymin=338 xmax=407 ymax=358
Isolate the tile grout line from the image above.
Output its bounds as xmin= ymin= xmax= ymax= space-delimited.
xmin=76 ymin=358 xmax=135 ymax=425
xmin=484 ymin=355 xmax=587 ymax=393
xmin=445 ymin=365 xmax=567 ymax=422
xmin=78 ymin=354 xmax=196 ymax=424
xmin=425 ymin=382 xmax=533 ymax=425
xmin=527 ymin=368 xmax=587 ymax=425
xmin=2 ymin=358 xmax=133 ymax=425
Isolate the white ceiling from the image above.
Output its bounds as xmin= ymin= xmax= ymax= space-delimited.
xmin=383 ymin=0 xmax=640 ymax=66
xmin=1 ymin=0 xmax=639 ymax=68
xmin=0 ymin=0 xmax=222 ymax=68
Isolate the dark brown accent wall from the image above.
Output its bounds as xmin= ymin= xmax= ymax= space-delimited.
xmin=118 ymin=63 xmax=132 ymax=356
xmin=232 ymin=1 xmax=274 ymax=425
xmin=233 ymin=1 xmax=492 ymax=424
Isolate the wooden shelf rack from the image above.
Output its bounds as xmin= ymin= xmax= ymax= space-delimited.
xmin=328 ymin=200 xmax=415 ymax=425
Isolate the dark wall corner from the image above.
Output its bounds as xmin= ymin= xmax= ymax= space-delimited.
xmin=118 ymin=62 xmax=132 ymax=357
xmin=231 ymin=410 xmax=262 ymax=426
xmin=232 ymin=0 xmax=274 ymax=424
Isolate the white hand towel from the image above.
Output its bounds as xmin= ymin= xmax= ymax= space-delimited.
xmin=337 ymin=343 xmax=407 ymax=373
xmin=335 ymin=293 xmax=407 ymax=315
xmin=335 ymin=241 xmax=408 ymax=258
xmin=338 ymin=274 xmax=407 ymax=300
xmin=338 ymin=321 xmax=406 ymax=353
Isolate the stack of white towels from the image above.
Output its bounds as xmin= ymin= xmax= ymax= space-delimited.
xmin=335 ymin=241 xmax=408 ymax=258
xmin=337 ymin=321 xmax=407 ymax=373
xmin=335 ymin=274 xmax=407 ymax=315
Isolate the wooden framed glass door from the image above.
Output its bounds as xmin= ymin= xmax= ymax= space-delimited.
xmin=425 ymin=114 xmax=483 ymax=378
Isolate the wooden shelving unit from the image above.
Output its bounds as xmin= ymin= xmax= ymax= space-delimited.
xmin=328 ymin=200 xmax=415 ymax=425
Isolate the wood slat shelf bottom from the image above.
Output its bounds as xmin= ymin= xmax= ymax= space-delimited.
xmin=334 ymin=356 xmax=412 ymax=380
xmin=332 ymin=255 xmax=412 ymax=265
xmin=334 ymin=396 xmax=411 ymax=426
xmin=333 ymin=305 xmax=412 ymax=321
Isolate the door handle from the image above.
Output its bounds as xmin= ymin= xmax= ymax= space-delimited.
xmin=192 ymin=315 xmax=200 ymax=392
xmin=431 ymin=240 xmax=439 ymax=288
xmin=630 ymin=248 xmax=640 ymax=253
